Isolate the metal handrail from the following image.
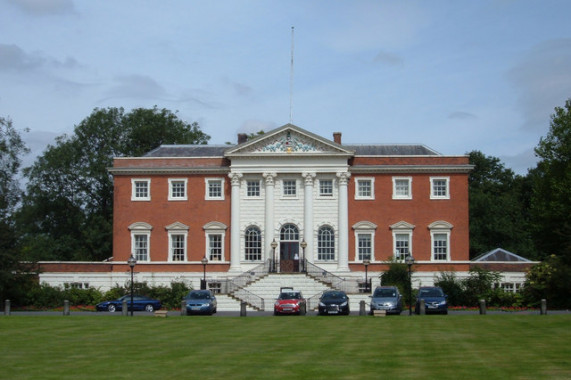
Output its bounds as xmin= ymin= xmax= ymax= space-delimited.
xmin=231 ymin=287 xmax=265 ymax=311
xmin=305 ymin=261 xmax=362 ymax=293
xmin=227 ymin=260 xmax=271 ymax=293
xmin=225 ymin=259 xmax=270 ymax=310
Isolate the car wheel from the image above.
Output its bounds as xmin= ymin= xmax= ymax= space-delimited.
xmin=145 ymin=304 xmax=154 ymax=312
xmin=108 ymin=304 xmax=116 ymax=312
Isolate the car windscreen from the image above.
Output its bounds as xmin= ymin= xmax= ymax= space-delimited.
xmin=419 ymin=288 xmax=444 ymax=297
xmin=188 ymin=291 xmax=209 ymax=299
xmin=322 ymin=292 xmax=346 ymax=300
xmin=279 ymin=292 xmax=300 ymax=300
xmin=374 ymin=289 xmax=396 ymax=298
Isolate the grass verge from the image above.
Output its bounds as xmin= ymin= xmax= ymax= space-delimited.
xmin=1 ymin=314 xmax=570 ymax=379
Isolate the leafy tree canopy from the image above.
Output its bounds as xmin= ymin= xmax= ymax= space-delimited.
xmin=18 ymin=107 xmax=209 ymax=261
xmin=468 ymin=150 xmax=534 ymax=259
xmin=530 ymin=99 xmax=571 ymax=262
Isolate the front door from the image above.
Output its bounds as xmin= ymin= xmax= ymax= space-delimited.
xmin=280 ymin=242 xmax=299 ymax=273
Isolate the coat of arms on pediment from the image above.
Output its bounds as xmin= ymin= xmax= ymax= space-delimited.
xmin=225 ymin=124 xmax=353 ymax=156
xmin=250 ymin=131 xmax=325 ymax=153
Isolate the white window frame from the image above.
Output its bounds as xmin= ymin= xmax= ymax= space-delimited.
xmin=429 ymin=221 xmax=453 ymax=262
xmin=318 ymin=179 xmax=334 ymax=197
xmin=203 ymin=221 xmax=228 ymax=262
xmin=244 ymin=226 xmax=262 ymax=261
xmin=246 ymin=180 xmax=261 ymax=198
xmin=392 ymin=177 xmax=412 ymax=200
xmin=281 ymin=179 xmax=298 ymax=198
xmin=317 ymin=225 xmax=336 ymax=261
xmin=128 ymin=222 xmax=152 ymax=262
xmin=166 ymin=222 xmax=189 ymax=262
xmin=357 ymin=233 xmax=372 ymax=262
xmin=352 ymin=221 xmax=377 ymax=262
xmin=430 ymin=177 xmax=450 ymax=200
xmin=132 ymin=233 xmax=150 ymax=262
xmin=131 ymin=179 xmax=151 ymax=201
xmin=394 ymin=233 xmax=412 ymax=261
xmin=205 ymin=178 xmax=225 ymax=200
xmin=207 ymin=234 xmax=223 ymax=262
xmin=169 ymin=233 xmax=187 ymax=262
xmin=355 ymin=177 xmax=375 ymax=200
xmin=168 ymin=178 xmax=188 ymax=201
xmin=390 ymin=221 xmax=415 ymax=262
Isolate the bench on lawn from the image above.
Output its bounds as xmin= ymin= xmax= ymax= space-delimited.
xmin=154 ymin=310 xmax=168 ymax=318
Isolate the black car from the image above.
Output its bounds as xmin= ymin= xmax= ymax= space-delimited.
xmin=415 ymin=286 xmax=448 ymax=314
xmin=318 ymin=290 xmax=350 ymax=315
xmin=96 ymin=295 xmax=162 ymax=312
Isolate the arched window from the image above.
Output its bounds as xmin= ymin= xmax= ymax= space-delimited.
xmin=318 ymin=226 xmax=335 ymax=261
xmin=280 ymin=224 xmax=299 ymax=241
xmin=245 ymin=226 xmax=262 ymax=261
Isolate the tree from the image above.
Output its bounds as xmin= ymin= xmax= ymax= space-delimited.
xmin=468 ymin=151 xmax=534 ymax=259
xmin=0 ymin=117 xmax=30 ymax=301
xmin=18 ymin=107 xmax=209 ymax=261
xmin=530 ymin=99 xmax=571 ymax=263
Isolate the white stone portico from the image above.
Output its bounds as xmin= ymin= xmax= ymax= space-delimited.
xmin=225 ymin=124 xmax=354 ymax=273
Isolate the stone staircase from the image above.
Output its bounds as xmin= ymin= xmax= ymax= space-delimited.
xmin=216 ymin=273 xmax=372 ymax=312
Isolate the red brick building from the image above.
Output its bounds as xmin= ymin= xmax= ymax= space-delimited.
xmin=39 ymin=124 xmax=475 ymax=294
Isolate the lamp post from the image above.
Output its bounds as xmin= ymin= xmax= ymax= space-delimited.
xmin=271 ymin=239 xmax=278 ymax=272
xmin=127 ymin=255 xmax=136 ymax=317
xmin=300 ymin=240 xmax=307 ymax=273
xmin=405 ymin=255 xmax=415 ymax=316
xmin=363 ymin=259 xmax=370 ymax=293
xmin=201 ymin=256 xmax=208 ymax=290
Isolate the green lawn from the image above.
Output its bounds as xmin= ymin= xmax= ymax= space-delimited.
xmin=1 ymin=314 xmax=570 ymax=379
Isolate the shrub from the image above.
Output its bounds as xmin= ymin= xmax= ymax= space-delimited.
xmin=434 ymin=272 xmax=464 ymax=306
xmin=380 ymin=260 xmax=413 ymax=306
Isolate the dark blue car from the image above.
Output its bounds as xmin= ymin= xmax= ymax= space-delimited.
xmin=415 ymin=287 xmax=448 ymax=315
xmin=96 ymin=295 xmax=162 ymax=313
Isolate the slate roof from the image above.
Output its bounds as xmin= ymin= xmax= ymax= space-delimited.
xmin=143 ymin=143 xmax=439 ymax=158
xmin=144 ymin=145 xmax=229 ymax=157
xmin=346 ymin=144 xmax=440 ymax=156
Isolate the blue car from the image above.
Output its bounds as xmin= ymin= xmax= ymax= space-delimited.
xmin=96 ymin=295 xmax=162 ymax=313
xmin=415 ymin=286 xmax=448 ymax=315
xmin=185 ymin=290 xmax=217 ymax=315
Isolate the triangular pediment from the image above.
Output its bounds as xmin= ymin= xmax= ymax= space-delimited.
xmin=225 ymin=124 xmax=354 ymax=157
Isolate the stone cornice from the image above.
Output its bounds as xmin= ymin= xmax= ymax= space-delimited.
xmin=349 ymin=164 xmax=474 ymax=174
xmin=108 ymin=167 xmax=230 ymax=175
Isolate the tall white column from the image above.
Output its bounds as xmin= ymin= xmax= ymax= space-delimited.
xmin=262 ymin=172 xmax=277 ymax=257
xmin=229 ymin=172 xmax=242 ymax=271
xmin=302 ymin=172 xmax=316 ymax=263
xmin=337 ymin=172 xmax=351 ymax=271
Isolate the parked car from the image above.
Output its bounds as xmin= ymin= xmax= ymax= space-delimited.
xmin=369 ymin=286 xmax=403 ymax=315
xmin=415 ymin=286 xmax=448 ymax=314
xmin=274 ymin=288 xmax=306 ymax=315
xmin=96 ymin=295 xmax=161 ymax=312
xmin=318 ymin=290 xmax=350 ymax=315
xmin=185 ymin=290 xmax=217 ymax=315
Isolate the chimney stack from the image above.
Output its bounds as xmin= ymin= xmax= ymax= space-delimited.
xmin=333 ymin=132 xmax=342 ymax=144
xmin=237 ymin=133 xmax=248 ymax=144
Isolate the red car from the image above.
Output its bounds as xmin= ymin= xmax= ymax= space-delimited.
xmin=274 ymin=289 xmax=306 ymax=315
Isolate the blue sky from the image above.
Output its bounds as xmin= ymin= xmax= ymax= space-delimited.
xmin=1 ymin=0 xmax=570 ymax=174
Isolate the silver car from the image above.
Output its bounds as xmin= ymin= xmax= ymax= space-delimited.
xmin=369 ymin=286 xmax=403 ymax=315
